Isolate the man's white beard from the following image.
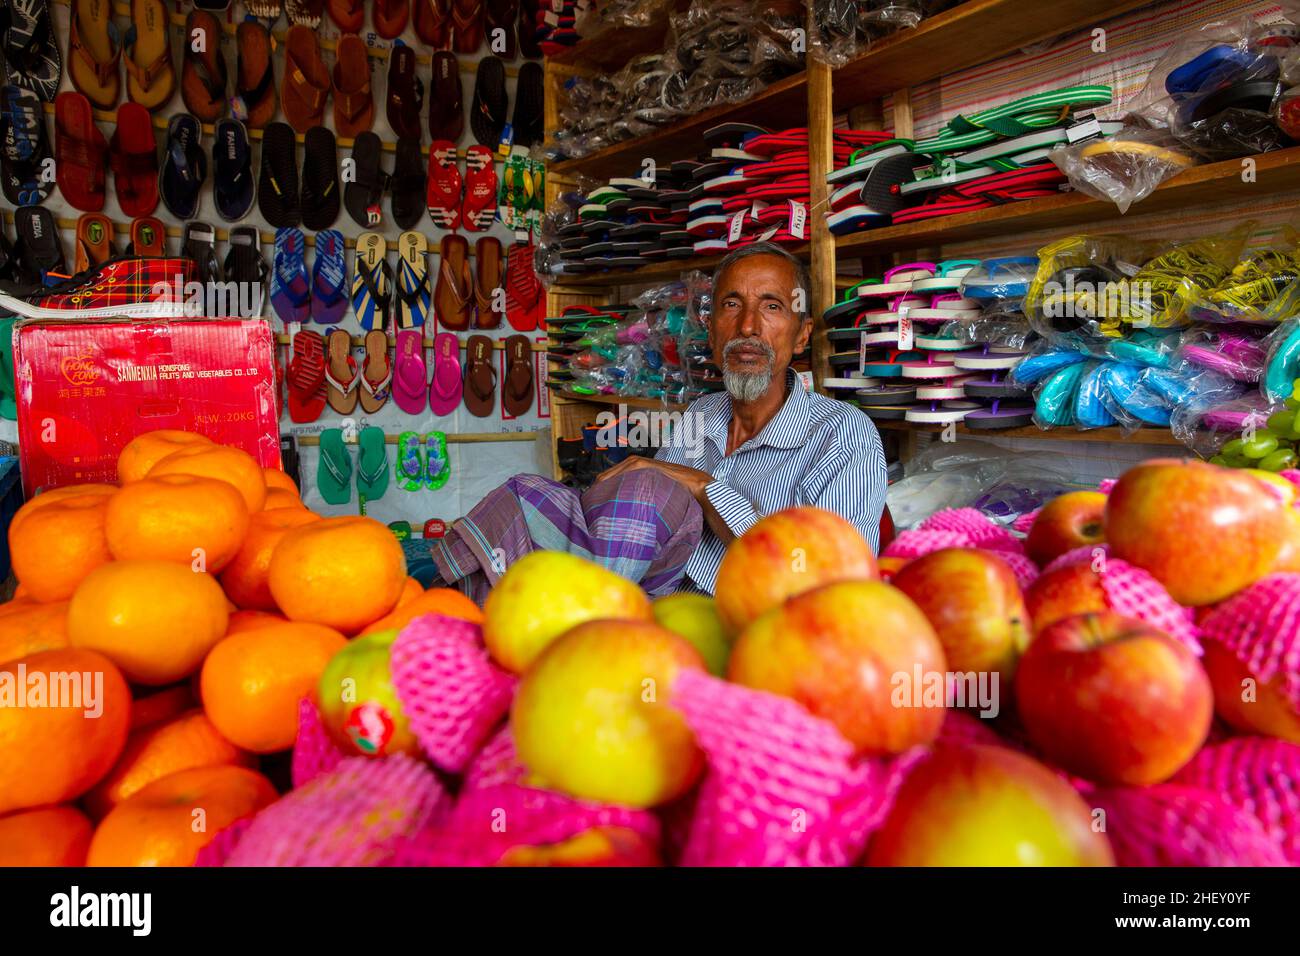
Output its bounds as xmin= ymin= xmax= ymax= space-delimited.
xmin=722 ymin=338 xmax=777 ymax=403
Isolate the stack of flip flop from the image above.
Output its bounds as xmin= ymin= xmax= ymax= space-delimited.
xmin=536 ymin=1 xmax=581 ymax=54
xmin=827 ymin=85 xmax=1123 ymax=235
xmin=551 ymin=124 xmax=891 ymax=273
xmin=821 ymin=260 xmax=1035 ymax=429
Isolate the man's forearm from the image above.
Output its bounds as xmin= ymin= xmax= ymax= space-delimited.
xmin=699 ymin=496 xmax=737 ymax=546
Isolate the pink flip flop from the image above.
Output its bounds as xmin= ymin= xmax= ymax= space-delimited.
xmin=393 ymin=329 xmax=428 ymax=415
xmin=429 ymin=332 xmax=463 ymax=416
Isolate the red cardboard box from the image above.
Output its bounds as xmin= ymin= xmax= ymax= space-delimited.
xmin=13 ymin=318 xmax=280 ymax=495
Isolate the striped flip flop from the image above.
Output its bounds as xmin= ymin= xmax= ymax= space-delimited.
xmin=310 ymin=228 xmax=348 ymax=324
xmin=396 ymin=230 xmax=431 ymax=330
xmin=351 ymin=232 xmax=393 ymax=332
xmin=271 ymin=226 xmax=311 ymax=324
xmin=913 ymin=85 xmax=1114 ymax=155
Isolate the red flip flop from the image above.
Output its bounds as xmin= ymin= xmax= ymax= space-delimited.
xmin=374 ymin=0 xmax=410 ymax=38
xmin=461 ymin=144 xmax=497 ymax=232
xmin=327 ymin=0 xmax=365 ymax=32
xmin=54 ymin=91 xmax=108 ymax=212
xmin=109 ymin=102 xmax=160 ymax=217
xmin=504 ymin=241 xmax=542 ymax=332
xmin=416 ymin=0 xmax=454 ymax=48
xmin=426 ymin=140 xmax=463 ymax=230
xmin=287 ymin=329 xmax=328 ymax=423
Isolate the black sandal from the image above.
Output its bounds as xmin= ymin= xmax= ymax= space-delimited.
xmin=343 ymin=131 xmax=388 ymax=229
xmin=0 ymin=219 xmax=41 ymax=297
xmin=13 ymin=204 xmax=66 ymax=288
xmin=257 ymin=121 xmax=301 ymax=228
xmin=390 ymin=135 xmax=426 ymax=231
xmin=470 ymin=56 xmax=508 ymax=148
xmin=2 ymin=0 xmax=62 ymax=103
xmin=223 ymin=225 xmax=268 ymax=318
xmin=182 ymin=221 xmax=224 ymax=286
xmin=512 ymin=61 xmax=543 ymax=148
xmin=0 ymin=86 xmax=54 ymax=206
xmin=300 ymin=125 xmax=340 ymax=231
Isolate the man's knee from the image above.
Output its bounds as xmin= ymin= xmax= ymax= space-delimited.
xmin=584 ymin=465 xmax=694 ymax=508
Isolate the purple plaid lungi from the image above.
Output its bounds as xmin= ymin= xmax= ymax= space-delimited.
xmin=428 ymin=469 xmax=704 ymax=604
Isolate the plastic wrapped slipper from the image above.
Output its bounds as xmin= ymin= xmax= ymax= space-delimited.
xmin=395 ymin=431 xmax=424 ymax=492
xmin=316 ymin=426 xmax=352 ymax=505
xmin=271 ymin=226 xmax=311 ymax=325
xmin=356 ymin=425 xmax=389 ymax=501
xmin=308 ymin=229 xmax=348 ymax=325
xmin=425 ymin=431 xmax=450 ymax=490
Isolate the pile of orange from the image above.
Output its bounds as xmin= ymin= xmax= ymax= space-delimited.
xmin=0 ymin=428 xmax=479 ymax=867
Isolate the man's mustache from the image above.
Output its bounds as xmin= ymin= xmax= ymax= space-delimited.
xmin=723 ymin=338 xmax=775 ymax=363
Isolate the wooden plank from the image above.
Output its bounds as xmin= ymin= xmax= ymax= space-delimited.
xmin=806 ymin=54 xmax=836 ymax=395
xmin=550 ymin=72 xmax=810 ymax=182
xmin=836 ymin=147 xmax=1300 ymax=258
xmin=832 ymin=0 xmax=1153 ymax=110
xmin=546 ymin=0 xmax=691 ymax=71
xmin=874 ymin=421 xmax=1183 ymax=445
xmin=892 ymin=87 xmax=914 ymax=140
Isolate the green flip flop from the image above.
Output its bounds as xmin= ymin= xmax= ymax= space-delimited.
xmin=395 ymin=431 xmax=424 ymax=492
xmin=356 ymin=426 xmax=389 ymax=501
xmin=316 ymin=428 xmax=353 ymax=505
xmin=425 ymin=431 xmax=450 ymax=490
xmin=0 ymin=317 xmax=16 ymax=420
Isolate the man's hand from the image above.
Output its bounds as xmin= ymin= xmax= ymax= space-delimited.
xmin=594 ymin=456 xmax=714 ymax=502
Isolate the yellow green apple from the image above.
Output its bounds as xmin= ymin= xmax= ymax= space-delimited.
xmin=652 ymin=593 xmax=730 ymax=675
xmin=316 ymin=629 xmax=420 ymax=758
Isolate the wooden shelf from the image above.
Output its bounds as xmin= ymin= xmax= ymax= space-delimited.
xmin=875 ymin=420 xmax=1182 ymax=445
xmin=546 ymin=1 xmax=691 ymax=71
xmin=831 ymin=0 xmax=1153 ymax=110
xmin=554 ymin=390 xmax=688 ymax=412
xmin=549 ymin=72 xmax=811 ymax=182
xmin=836 ymin=147 xmax=1300 ymax=257
xmin=551 ymin=242 xmax=810 ymax=289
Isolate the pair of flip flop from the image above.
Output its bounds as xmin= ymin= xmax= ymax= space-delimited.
xmin=499 ymin=147 xmax=546 ymax=234
xmin=396 ymin=432 xmax=451 ymax=492
xmin=434 ymin=234 xmax=505 ymax=331
xmin=66 ymin=0 xmax=174 ymax=110
xmin=258 ymin=123 xmax=340 ymax=230
xmin=0 ymin=86 xmax=53 ymax=207
xmin=427 ymin=143 xmax=498 ymax=231
xmin=393 ymin=330 xmax=463 ymax=416
xmin=158 ymin=114 xmax=257 ymax=223
xmin=317 ymin=426 xmax=388 ymax=505
xmin=325 ymin=327 xmax=392 ymax=415
xmin=271 ymin=227 xmax=349 ymax=326
xmin=54 ymin=91 xmax=157 ymax=216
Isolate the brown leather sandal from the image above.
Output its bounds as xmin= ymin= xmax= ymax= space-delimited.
xmin=181 ymin=10 xmax=228 ymax=122
xmin=68 ymin=0 xmax=121 ymax=110
xmin=415 ymin=0 xmax=454 ymax=49
xmin=502 ymin=333 xmax=533 ymax=416
xmin=462 ymin=333 xmax=496 ymax=417
xmin=124 ymin=0 xmax=176 ymax=111
xmin=473 ymin=235 xmax=503 ymax=329
xmin=281 ymin=25 xmax=331 ymax=133
xmin=235 ymin=20 xmax=277 ymax=130
xmin=435 ymin=233 xmax=474 ymax=331
xmin=331 ymin=33 xmax=374 ymax=138
xmin=452 ymin=0 xmax=485 ymax=55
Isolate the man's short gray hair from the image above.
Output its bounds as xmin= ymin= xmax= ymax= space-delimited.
xmin=711 ymin=242 xmax=811 ymax=322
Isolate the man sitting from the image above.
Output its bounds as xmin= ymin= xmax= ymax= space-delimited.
xmin=430 ymin=243 xmax=888 ymax=601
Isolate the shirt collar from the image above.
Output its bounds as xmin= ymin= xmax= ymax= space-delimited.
xmin=703 ymin=369 xmax=810 ymax=454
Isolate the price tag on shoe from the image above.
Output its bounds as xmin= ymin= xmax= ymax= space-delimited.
xmin=727 ymin=210 xmax=747 ymax=245
xmin=788 ymin=200 xmax=808 ymax=240
xmin=897 ymin=304 xmax=914 ymax=351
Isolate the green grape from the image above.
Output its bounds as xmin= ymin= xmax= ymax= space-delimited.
xmin=1220 ymin=438 xmax=1247 ymax=457
xmin=1209 ymin=455 xmax=1229 ymax=466
xmin=1267 ymin=410 xmax=1295 ymax=434
xmin=1291 ymin=379 xmax=1300 ymax=401
xmin=1242 ymin=432 xmax=1280 ymax=459
xmin=1286 ymin=397 xmax=1300 ymax=410
xmin=1260 ymin=448 xmax=1299 ymax=472
xmin=1223 ymin=454 xmax=1252 ymax=469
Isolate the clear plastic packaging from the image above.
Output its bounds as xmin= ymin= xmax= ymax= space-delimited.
xmin=1075 ymin=361 xmax=1119 ymax=430
xmin=575 ymin=0 xmax=676 ymax=35
xmin=1032 ymin=359 xmax=1089 ymax=428
xmin=1170 ymin=391 xmax=1274 ymax=459
xmin=1187 ymin=230 xmax=1300 ymax=324
xmin=1261 ymin=315 xmax=1300 ymax=402
xmin=1049 ymin=126 xmax=1197 ymax=214
xmin=1173 ymin=328 xmax=1267 ymax=382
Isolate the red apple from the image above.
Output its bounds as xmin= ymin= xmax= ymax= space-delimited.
xmin=891 ymin=548 xmax=1029 ymax=690
xmin=1026 ymin=491 xmax=1107 ymax=567
xmin=1272 ymin=509 xmax=1300 ymax=573
xmin=1104 ymin=459 xmax=1284 ymax=606
xmin=1023 ymin=562 xmax=1110 ymax=634
xmin=1201 ymin=638 xmax=1300 ymax=744
xmin=866 ymin=742 xmax=1114 ymax=866
xmin=1017 ymin=612 xmax=1212 ymax=785
xmin=727 ymin=580 xmax=946 ymax=755
xmin=714 ymin=505 xmax=877 ymax=635
xmin=495 ymin=826 xmax=661 ymax=867
xmin=511 ymin=619 xmax=705 ymax=809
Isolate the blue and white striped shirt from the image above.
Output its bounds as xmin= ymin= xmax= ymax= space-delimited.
xmin=656 ymin=371 xmax=889 ymax=594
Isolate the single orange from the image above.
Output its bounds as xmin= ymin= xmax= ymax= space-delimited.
xmin=118 ymin=430 xmax=214 ymax=483
xmin=0 ymin=806 xmax=94 ymax=866
xmin=0 ymin=648 xmax=131 ymax=814
xmin=263 ymin=468 xmax=299 ymax=495
xmin=9 ymin=491 xmax=114 ymax=602
xmin=0 ymin=599 xmax=69 ymax=665
xmin=67 ymin=560 xmax=230 ymax=685
xmin=105 ymin=474 xmax=250 ymax=573
xmin=11 ymin=484 xmax=117 ymax=520
xmin=86 ymin=765 xmax=278 ymax=867
xmin=262 ymin=487 xmax=306 ymax=511
xmin=147 ymin=443 xmax=268 ymax=512
xmin=360 ymin=587 xmax=485 ymax=637
xmin=224 ymin=609 xmax=290 ymax=635
xmin=219 ymin=508 xmax=321 ymax=611
xmin=129 ymin=685 xmax=197 ymax=732
xmin=83 ymin=709 xmax=252 ymax=819
xmin=268 ymin=516 xmax=407 ymax=633
xmin=396 ymin=577 xmax=424 ymax=608
xmin=200 ymin=621 xmax=347 ymax=753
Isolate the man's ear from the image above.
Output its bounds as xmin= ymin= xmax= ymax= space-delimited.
xmin=794 ymin=316 xmax=813 ymax=354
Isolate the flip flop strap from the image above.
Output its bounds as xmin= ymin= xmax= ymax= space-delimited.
xmin=334 ymin=84 xmax=372 ymax=123
xmin=189 ymin=43 xmax=230 ymax=103
xmin=9 ymin=8 xmax=55 ymax=74
xmin=71 ymin=14 xmax=122 ymax=86
xmin=124 ymin=28 xmax=172 ymax=91
xmin=324 ymin=355 xmax=359 ymax=394
xmin=360 ymin=258 xmax=394 ymax=308
xmin=287 ymin=49 xmax=329 ymax=110
xmin=439 ymin=256 xmax=471 ymax=310
xmin=363 ymin=364 xmax=393 ymax=397
xmin=398 ymin=259 xmax=430 ymax=307
xmin=320 ymin=440 xmax=352 ymax=485
xmin=239 ymin=47 xmax=276 ymax=104
xmin=357 ymin=445 xmax=387 ymax=485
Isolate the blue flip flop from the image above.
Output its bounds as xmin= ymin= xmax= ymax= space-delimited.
xmin=271 ymin=226 xmax=311 ymax=325
xmin=213 ymin=118 xmax=254 ymax=222
xmin=310 ymin=229 xmax=348 ymax=325
xmin=160 ymin=113 xmax=206 ymax=220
